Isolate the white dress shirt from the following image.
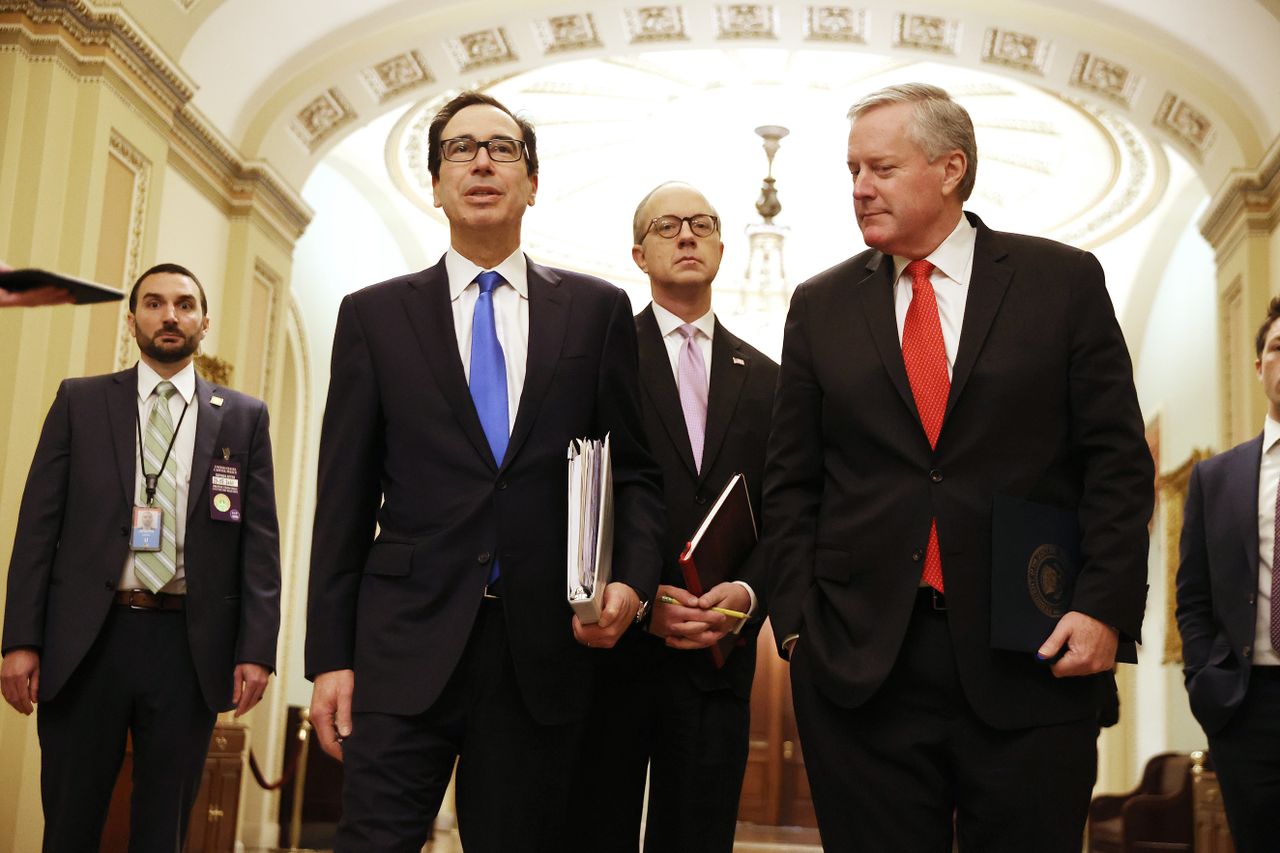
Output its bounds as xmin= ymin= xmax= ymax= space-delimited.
xmin=1254 ymin=416 xmax=1280 ymax=666
xmin=446 ymin=247 xmax=529 ymax=433
xmin=648 ymin=301 xmax=757 ymax=623
xmin=892 ymin=213 xmax=977 ymax=374
xmin=120 ymin=360 xmax=198 ymax=594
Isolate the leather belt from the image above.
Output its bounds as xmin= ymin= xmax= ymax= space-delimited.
xmin=114 ymin=589 xmax=185 ymax=611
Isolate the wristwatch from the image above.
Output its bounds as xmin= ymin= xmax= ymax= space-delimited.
xmin=633 ymin=598 xmax=652 ymax=628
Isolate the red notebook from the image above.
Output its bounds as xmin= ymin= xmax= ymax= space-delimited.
xmin=678 ymin=473 xmax=758 ymax=667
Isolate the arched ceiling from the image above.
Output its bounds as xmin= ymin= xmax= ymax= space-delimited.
xmin=149 ymin=0 xmax=1280 ymax=196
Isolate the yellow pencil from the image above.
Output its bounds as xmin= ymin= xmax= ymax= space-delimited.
xmin=658 ymin=594 xmax=747 ymax=620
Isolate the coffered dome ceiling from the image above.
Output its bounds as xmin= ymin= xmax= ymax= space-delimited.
xmin=374 ymin=51 xmax=1161 ymax=285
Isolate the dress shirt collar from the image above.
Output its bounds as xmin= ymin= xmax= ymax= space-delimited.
xmin=651 ymin=301 xmax=715 ymax=341
xmin=136 ymin=359 xmax=196 ymax=405
xmin=445 ymin=247 xmax=529 ymax=301
xmin=1264 ymin=414 xmax=1280 ymax=455
xmin=891 ymin=212 xmax=976 ymax=287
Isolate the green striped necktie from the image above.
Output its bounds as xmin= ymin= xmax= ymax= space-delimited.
xmin=134 ymin=380 xmax=180 ymax=592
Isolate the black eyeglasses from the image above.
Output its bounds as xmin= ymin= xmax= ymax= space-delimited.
xmin=440 ymin=137 xmax=526 ymax=163
xmin=643 ymin=214 xmax=720 ymax=240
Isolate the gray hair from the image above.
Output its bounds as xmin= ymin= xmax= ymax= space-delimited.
xmin=631 ymin=181 xmax=722 ymax=245
xmin=847 ymin=83 xmax=977 ymax=201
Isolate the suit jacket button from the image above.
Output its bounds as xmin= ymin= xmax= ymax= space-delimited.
xmin=1248 ymin=594 xmax=1256 ymax=605
xmin=496 ymin=480 xmax=508 ymax=490
xmin=104 ymin=580 xmax=115 ymax=590
xmin=929 ymin=469 xmax=943 ymax=483
xmin=1243 ymin=645 xmax=1252 ymax=658
xmin=120 ymin=526 xmax=129 ymax=536
xmin=695 ymin=495 xmax=708 ymax=505
xmin=912 ymin=550 xmax=923 ymax=562
xmin=478 ymin=552 xmax=492 ymax=564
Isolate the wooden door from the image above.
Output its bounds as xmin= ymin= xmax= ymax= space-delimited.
xmin=737 ymin=618 xmax=816 ymax=827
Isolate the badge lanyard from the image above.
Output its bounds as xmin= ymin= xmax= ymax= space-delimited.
xmin=134 ymin=392 xmax=191 ymax=506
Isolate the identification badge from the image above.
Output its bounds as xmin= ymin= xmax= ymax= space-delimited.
xmin=210 ymin=458 xmax=242 ymax=522
xmin=130 ymin=506 xmax=164 ymax=551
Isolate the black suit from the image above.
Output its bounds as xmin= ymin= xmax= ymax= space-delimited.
xmin=305 ymin=256 xmax=665 ymax=852
xmin=763 ymin=213 xmax=1153 ymax=851
xmin=1177 ymin=435 xmax=1280 ymax=853
xmin=573 ymin=306 xmax=776 ymax=853
xmin=2 ymin=366 xmax=280 ymax=852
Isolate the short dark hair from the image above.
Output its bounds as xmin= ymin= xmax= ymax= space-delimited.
xmin=426 ymin=91 xmax=538 ymax=180
xmin=129 ymin=263 xmax=208 ymax=315
xmin=1256 ymin=296 xmax=1280 ymax=357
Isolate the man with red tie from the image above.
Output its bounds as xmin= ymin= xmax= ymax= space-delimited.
xmin=762 ymin=83 xmax=1153 ymax=851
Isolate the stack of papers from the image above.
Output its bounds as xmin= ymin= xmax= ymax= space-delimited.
xmin=566 ymin=434 xmax=613 ymax=623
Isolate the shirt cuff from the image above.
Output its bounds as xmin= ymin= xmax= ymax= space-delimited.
xmin=729 ymin=580 xmax=757 ymax=635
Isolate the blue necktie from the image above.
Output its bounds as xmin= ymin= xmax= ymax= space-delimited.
xmin=470 ymin=270 xmax=509 ymax=585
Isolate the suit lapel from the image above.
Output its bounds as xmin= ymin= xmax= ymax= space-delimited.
xmin=945 ymin=214 xmax=1013 ymax=422
xmin=857 ymin=254 xmax=918 ymax=424
xmin=637 ymin=306 xmax=698 ymax=479
xmin=188 ymin=375 xmax=224 ymax=523
xmin=701 ymin=320 xmax=748 ymax=481
xmin=106 ymin=366 xmax=140 ymax=506
xmin=1228 ymin=436 xmax=1264 ymax=582
xmin=504 ymin=259 xmax=569 ymax=470
xmin=402 ymin=260 xmax=497 ymax=469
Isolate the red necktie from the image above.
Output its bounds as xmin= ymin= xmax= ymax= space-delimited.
xmin=901 ymin=259 xmax=948 ymax=593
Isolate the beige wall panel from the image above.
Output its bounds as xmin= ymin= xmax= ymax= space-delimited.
xmin=154 ymin=164 xmax=231 ymax=355
xmin=88 ymin=152 xmax=139 ymax=372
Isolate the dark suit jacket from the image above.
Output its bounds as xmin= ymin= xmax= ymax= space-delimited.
xmin=628 ymin=305 xmax=777 ymax=699
xmin=763 ymin=212 xmax=1154 ymax=730
xmin=2 ymin=367 xmax=281 ymax=712
xmin=304 ymin=256 xmax=665 ymax=726
xmin=1176 ymin=436 xmax=1264 ymax=735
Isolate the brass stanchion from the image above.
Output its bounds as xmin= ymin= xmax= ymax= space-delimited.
xmin=285 ymin=707 xmax=314 ymax=852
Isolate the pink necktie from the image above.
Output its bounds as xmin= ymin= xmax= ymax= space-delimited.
xmin=901 ymin=259 xmax=948 ymax=594
xmin=1272 ymin=478 xmax=1280 ymax=652
xmin=677 ymin=324 xmax=708 ymax=473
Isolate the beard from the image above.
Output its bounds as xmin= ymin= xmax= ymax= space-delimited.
xmin=137 ymin=324 xmax=200 ymax=363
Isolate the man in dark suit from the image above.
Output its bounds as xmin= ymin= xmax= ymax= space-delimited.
xmin=1176 ymin=298 xmax=1280 ymax=853
xmin=305 ymin=92 xmax=665 ymax=853
xmin=762 ymin=83 xmax=1153 ymax=851
xmin=1 ymin=263 xmax=281 ymax=852
xmin=572 ymin=182 xmax=777 ymax=852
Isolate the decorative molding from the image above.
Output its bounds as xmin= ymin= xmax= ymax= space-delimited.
xmin=1069 ymin=52 xmax=1140 ymax=106
xmin=1200 ymin=134 xmax=1280 ymax=251
xmin=1220 ymin=278 xmax=1243 ymax=445
xmin=894 ymin=13 xmax=959 ymax=55
xmin=716 ymin=4 xmax=778 ymax=40
xmin=195 ymin=353 xmax=234 ymax=387
xmin=171 ymin=107 xmax=313 ymax=245
xmin=1154 ymin=92 xmax=1215 ymax=161
xmin=981 ymin=28 xmax=1049 ymax=75
xmin=1055 ymin=101 xmax=1152 ymax=247
xmin=804 ymin=6 xmax=865 ymax=43
xmin=534 ymin=13 xmax=602 ymax=54
xmin=1 ymin=0 xmax=196 ymax=111
xmin=3 ymin=4 xmax=313 ymax=246
xmin=624 ymin=6 xmax=689 ymax=43
xmin=362 ymin=50 xmax=433 ymax=103
xmin=290 ymin=88 xmax=357 ymax=152
xmin=448 ymin=27 xmax=517 ymax=72
xmin=108 ymin=130 xmax=151 ymax=371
